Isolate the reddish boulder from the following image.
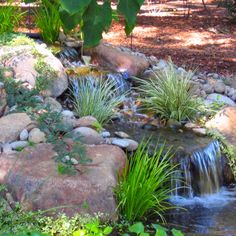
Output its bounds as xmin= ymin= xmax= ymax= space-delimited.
xmin=86 ymin=43 xmax=150 ymax=76
xmin=0 ymin=143 xmax=126 ymax=219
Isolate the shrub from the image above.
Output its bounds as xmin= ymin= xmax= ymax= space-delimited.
xmin=115 ymin=141 xmax=176 ymax=221
xmin=0 ymin=1 xmax=24 ymax=35
xmin=34 ymin=0 xmax=62 ymax=44
xmin=136 ymin=61 xmax=201 ymax=122
xmin=218 ymin=0 xmax=236 ymax=22
xmin=72 ymin=77 xmax=124 ymax=125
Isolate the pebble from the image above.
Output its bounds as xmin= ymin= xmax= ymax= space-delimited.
xmin=192 ymin=128 xmax=207 ymax=136
xmin=19 ymin=129 xmax=29 ymax=141
xmin=111 ymin=138 xmax=129 ymax=148
xmin=70 ymin=158 xmax=79 ymax=165
xmin=28 ymin=128 xmax=46 ymax=143
xmin=61 ymin=110 xmax=75 ymax=119
xmin=10 ymin=141 xmax=28 ymax=150
xmin=114 ymin=131 xmax=130 ymax=139
xmin=101 ymin=131 xmax=111 ymax=138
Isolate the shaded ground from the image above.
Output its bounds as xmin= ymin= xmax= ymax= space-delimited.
xmin=104 ymin=0 xmax=236 ymax=75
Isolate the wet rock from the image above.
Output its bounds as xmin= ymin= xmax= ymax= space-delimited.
xmin=10 ymin=141 xmax=28 ymax=150
xmin=206 ymin=93 xmax=236 ymax=106
xmin=28 ymin=128 xmax=46 ymax=143
xmin=0 ymin=144 xmax=126 ymax=219
xmin=111 ymin=138 xmax=129 ymax=148
xmin=44 ymin=97 xmax=62 ymax=112
xmin=114 ymin=131 xmax=130 ymax=139
xmin=0 ymin=113 xmax=32 ymax=143
xmin=167 ymin=119 xmax=182 ymax=129
xmin=122 ymin=138 xmax=139 ymax=151
xmin=20 ymin=129 xmax=29 ymax=141
xmin=71 ymin=127 xmax=103 ymax=145
xmin=1 ymin=44 xmax=68 ymax=97
xmin=184 ymin=122 xmax=199 ymax=130
xmin=192 ymin=128 xmax=207 ymax=136
xmin=85 ymin=43 xmax=150 ymax=76
xmin=75 ymin=116 xmax=98 ymax=128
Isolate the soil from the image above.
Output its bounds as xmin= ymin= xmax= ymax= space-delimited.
xmin=104 ymin=0 xmax=236 ymax=75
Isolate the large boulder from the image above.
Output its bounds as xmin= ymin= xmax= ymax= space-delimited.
xmin=0 ymin=44 xmax=68 ymax=97
xmin=206 ymin=106 xmax=236 ymax=144
xmin=0 ymin=143 xmax=126 ymax=219
xmin=0 ymin=113 xmax=32 ymax=143
xmin=86 ymin=43 xmax=150 ymax=76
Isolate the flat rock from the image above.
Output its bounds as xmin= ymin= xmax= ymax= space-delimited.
xmin=114 ymin=131 xmax=130 ymax=139
xmin=0 ymin=143 xmax=126 ymax=219
xmin=0 ymin=113 xmax=32 ymax=143
xmin=75 ymin=116 xmax=98 ymax=128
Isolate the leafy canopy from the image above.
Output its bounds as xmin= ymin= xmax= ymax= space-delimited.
xmin=24 ymin=0 xmax=144 ymax=47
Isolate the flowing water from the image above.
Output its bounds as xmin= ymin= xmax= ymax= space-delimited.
xmin=106 ymin=121 xmax=236 ymax=235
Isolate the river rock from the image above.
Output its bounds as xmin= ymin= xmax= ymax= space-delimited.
xmin=1 ymin=43 xmax=68 ymax=97
xmin=71 ymin=127 xmax=103 ymax=145
xmin=0 ymin=143 xmax=126 ymax=219
xmin=192 ymin=128 xmax=207 ymax=136
xmin=19 ymin=129 xmax=29 ymax=141
xmin=28 ymin=128 xmax=46 ymax=143
xmin=206 ymin=93 xmax=236 ymax=106
xmin=61 ymin=110 xmax=75 ymax=119
xmin=202 ymin=84 xmax=214 ymax=94
xmin=111 ymin=138 xmax=129 ymax=148
xmin=114 ymin=131 xmax=130 ymax=139
xmin=206 ymin=107 xmax=236 ymax=144
xmin=75 ymin=116 xmax=98 ymax=128
xmin=0 ymin=113 xmax=32 ymax=143
xmin=10 ymin=141 xmax=28 ymax=150
xmin=44 ymin=97 xmax=62 ymax=112
xmin=122 ymin=139 xmax=139 ymax=151
xmin=214 ymin=81 xmax=225 ymax=94
xmin=85 ymin=43 xmax=150 ymax=76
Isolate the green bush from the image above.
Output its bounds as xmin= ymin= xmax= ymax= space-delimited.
xmin=0 ymin=1 xmax=24 ymax=35
xmin=34 ymin=0 xmax=62 ymax=44
xmin=72 ymin=77 xmax=124 ymax=125
xmin=218 ymin=0 xmax=236 ymax=22
xmin=136 ymin=61 xmax=201 ymax=122
xmin=116 ymin=141 xmax=176 ymax=221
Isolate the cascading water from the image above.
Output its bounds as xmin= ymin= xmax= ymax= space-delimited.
xmin=172 ymin=140 xmax=223 ymax=198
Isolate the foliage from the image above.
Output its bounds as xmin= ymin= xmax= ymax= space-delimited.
xmin=34 ymin=0 xmax=62 ymax=44
xmin=0 ymin=33 xmax=35 ymax=46
xmin=115 ymin=141 xmax=176 ymax=221
xmin=0 ymin=1 xmax=24 ymax=35
xmin=72 ymin=77 xmax=124 ymax=125
xmin=24 ymin=0 xmax=144 ymax=47
xmin=37 ymin=110 xmax=89 ymax=174
xmin=136 ymin=61 xmax=201 ymax=122
xmin=218 ymin=0 xmax=236 ymax=22
xmin=207 ymin=129 xmax=236 ymax=178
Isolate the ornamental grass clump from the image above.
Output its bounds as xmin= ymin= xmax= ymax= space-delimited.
xmin=116 ymin=141 xmax=176 ymax=221
xmin=34 ymin=0 xmax=62 ymax=44
xmin=137 ymin=61 xmax=201 ymax=122
xmin=72 ymin=77 xmax=125 ymax=125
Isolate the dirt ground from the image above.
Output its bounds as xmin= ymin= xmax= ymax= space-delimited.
xmin=104 ymin=0 xmax=236 ymax=75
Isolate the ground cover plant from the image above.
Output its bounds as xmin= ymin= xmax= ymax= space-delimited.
xmin=136 ymin=61 xmax=201 ymax=122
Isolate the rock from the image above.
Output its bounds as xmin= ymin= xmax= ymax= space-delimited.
xmin=44 ymin=97 xmax=62 ymax=112
xmin=71 ymin=127 xmax=103 ymax=145
xmin=0 ymin=143 xmax=126 ymax=219
xmin=206 ymin=107 xmax=236 ymax=144
xmin=111 ymin=138 xmax=138 ymax=151
xmin=1 ymin=43 xmax=68 ymax=97
xmin=28 ymin=128 xmax=46 ymax=143
xmin=101 ymin=131 xmax=111 ymax=138
xmin=184 ymin=122 xmax=199 ymax=130
xmin=214 ymin=81 xmax=225 ymax=94
xmin=61 ymin=110 xmax=75 ymax=119
xmin=10 ymin=141 xmax=28 ymax=150
xmin=202 ymin=84 xmax=214 ymax=94
xmin=0 ymin=113 xmax=32 ymax=143
xmin=167 ymin=119 xmax=182 ymax=129
xmin=58 ymin=32 xmax=66 ymax=42
xmin=70 ymin=157 xmax=79 ymax=165
xmin=200 ymin=90 xmax=207 ymax=98
xmin=111 ymin=138 xmax=129 ymax=148
xmin=85 ymin=43 xmax=150 ymax=76
xmin=206 ymin=93 xmax=236 ymax=106
xmin=114 ymin=131 xmax=130 ymax=139
xmin=154 ymin=59 xmax=168 ymax=70
xmin=0 ymin=87 xmax=7 ymax=116
xmin=20 ymin=129 xmax=29 ymax=141
xmin=64 ymin=40 xmax=83 ymax=48
xmin=2 ymin=143 xmax=14 ymax=154
xmin=75 ymin=116 xmax=98 ymax=128
xmin=192 ymin=128 xmax=207 ymax=136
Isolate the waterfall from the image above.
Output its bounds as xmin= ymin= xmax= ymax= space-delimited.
xmin=173 ymin=140 xmax=223 ymax=198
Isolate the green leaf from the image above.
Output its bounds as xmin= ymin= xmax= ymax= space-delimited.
xmin=171 ymin=229 xmax=184 ymax=236
xmin=60 ymin=0 xmax=91 ymax=15
xmin=128 ymin=222 xmax=145 ymax=234
xmin=117 ymin=0 xmax=144 ymax=35
xmin=59 ymin=9 xmax=81 ymax=31
xmin=140 ymin=233 xmax=150 ymax=236
xmin=153 ymin=224 xmax=168 ymax=236
xmin=103 ymin=226 xmax=113 ymax=235
xmin=82 ymin=0 xmax=112 ymax=47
